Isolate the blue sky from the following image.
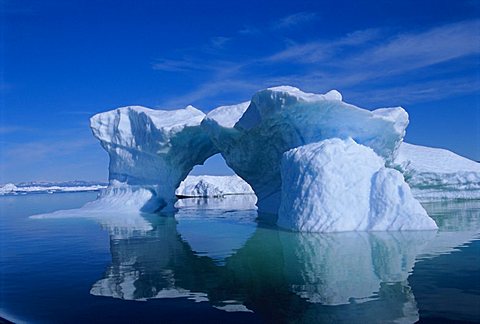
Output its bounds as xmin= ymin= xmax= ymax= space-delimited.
xmin=1 ymin=0 xmax=479 ymax=183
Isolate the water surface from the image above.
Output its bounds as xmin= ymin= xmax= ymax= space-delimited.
xmin=0 ymin=193 xmax=479 ymax=323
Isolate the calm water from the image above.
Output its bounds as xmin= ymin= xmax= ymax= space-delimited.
xmin=0 ymin=192 xmax=479 ymax=323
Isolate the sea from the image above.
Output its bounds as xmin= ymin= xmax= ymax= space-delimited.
xmin=0 ymin=192 xmax=479 ymax=323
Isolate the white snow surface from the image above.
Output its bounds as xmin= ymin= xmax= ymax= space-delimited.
xmin=202 ymin=86 xmax=408 ymax=213
xmin=277 ymin=138 xmax=438 ymax=232
xmin=31 ymin=181 xmax=155 ymax=238
xmin=0 ymin=183 xmax=18 ymax=194
xmin=203 ymin=101 xmax=250 ymax=128
xmin=90 ymin=105 xmax=218 ymax=211
xmin=395 ymin=143 xmax=480 ymax=200
xmin=0 ymin=182 xmax=106 ymax=195
xmin=175 ymin=175 xmax=254 ymax=197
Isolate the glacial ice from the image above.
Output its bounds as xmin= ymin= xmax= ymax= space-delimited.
xmin=394 ymin=142 xmax=480 ymax=200
xmin=90 ymin=105 xmax=218 ymax=211
xmin=202 ymin=86 xmax=408 ymax=213
xmin=175 ymin=175 xmax=254 ymax=197
xmin=87 ymin=85 xmax=478 ymax=233
xmin=277 ymin=138 xmax=438 ymax=232
xmin=0 ymin=182 xmax=106 ymax=195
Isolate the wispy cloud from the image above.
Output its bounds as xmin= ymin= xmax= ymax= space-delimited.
xmin=5 ymin=138 xmax=94 ymax=161
xmin=210 ymin=36 xmax=231 ymax=49
xmin=347 ymin=20 xmax=480 ymax=75
xmin=272 ymin=12 xmax=318 ymax=30
xmin=347 ymin=75 xmax=480 ymax=105
xmin=266 ymin=28 xmax=383 ymax=63
xmin=0 ymin=126 xmax=35 ymax=134
xmin=153 ymin=19 xmax=480 ymax=108
xmin=238 ymin=25 xmax=261 ymax=35
xmin=266 ymin=20 xmax=480 ymax=72
xmin=152 ymin=58 xmax=205 ymax=72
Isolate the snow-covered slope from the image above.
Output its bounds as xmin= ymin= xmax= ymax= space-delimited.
xmin=202 ymin=86 xmax=409 ymax=214
xmin=90 ymin=105 xmax=218 ymax=211
xmin=277 ymin=138 xmax=437 ymax=232
xmin=175 ymin=175 xmax=254 ymax=197
xmin=395 ymin=143 xmax=480 ymax=200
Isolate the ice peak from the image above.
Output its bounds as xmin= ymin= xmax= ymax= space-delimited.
xmin=324 ymin=89 xmax=342 ymax=101
xmin=265 ymin=86 xmax=342 ymax=102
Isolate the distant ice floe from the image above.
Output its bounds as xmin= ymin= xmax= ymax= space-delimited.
xmin=0 ymin=181 xmax=107 ymax=196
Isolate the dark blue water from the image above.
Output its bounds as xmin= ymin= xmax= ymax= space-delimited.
xmin=0 ymin=193 xmax=479 ymax=323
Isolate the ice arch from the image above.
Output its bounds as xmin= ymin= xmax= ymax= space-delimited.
xmin=174 ymin=153 xmax=255 ymax=199
xmin=90 ymin=86 xmax=409 ymax=215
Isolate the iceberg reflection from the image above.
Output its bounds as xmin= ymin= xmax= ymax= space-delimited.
xmin=278 ymin=231 xmax=435 ymax=306
xmin=33 ymin=197 xmax=480 ymax=322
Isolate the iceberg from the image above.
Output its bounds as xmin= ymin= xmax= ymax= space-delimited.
xmin=395 ymin=142 xmax=480 ymax=200
xmin=90 ymin=105 xmax=218 ymax=211
xmin=0 ymin=183 xmax=18 ymax=195
xmin=175 ymin=175 xmax=254 ymax=197
xmin=30 ymin=182 xmax=155 ymax=239
xmin=0 ymin=181 xmax=106 ymax=195
xmin=174 ymin=195 xmax=257 ymax=211
xmin=87 ymin=85 xmax=477 ymax=233
xmin=277 ymin=138 xmax=437 ymax=232
xmin=202 ymin=86 xmax=408 ymax=213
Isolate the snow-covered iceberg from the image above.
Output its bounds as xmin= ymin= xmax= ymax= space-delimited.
xmin=175 ymin=175 xmax=254 ymax=197
xmin=202 ymin=86 xmax=408 ymax=213
xmin=277 ymin=138 xmax=437 ymax=232
xmin=0 ymin=183 xmax=18 ymax=195
xmin=87 ymin=85 xmax=479 ymax=233
xmin=395 ymin=142 xmax=480 ymax=201
xmin=0 ymin=181 xmax=106 ymax=195
xmin=90 ymin=105 xmax=218 ymax=211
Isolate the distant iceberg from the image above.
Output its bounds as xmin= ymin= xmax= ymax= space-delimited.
xmin=394 ymin=142 xmax=480 ymax=200
xmin=175 ymin=175 xmax=254 ymax=197
xmin=0 ymin=181 xmax=107 ymax=196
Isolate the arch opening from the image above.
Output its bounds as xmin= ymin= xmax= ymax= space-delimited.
xmin=174 ymin=153 xmax=257 ymax=210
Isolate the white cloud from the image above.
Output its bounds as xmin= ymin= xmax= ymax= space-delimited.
xmin=152 ymin=58 xmax=204 ymax=72
xmin=153 ymin=19 xmax=480 ymax=108
xmin=0 ymin=126 xmax=34 ymax=134
xmin=348 ymin=20 xmax=480 ymax=75
xmin=210 ymin=36 xmax=231 ymax=49
xmin=272 ymin=12 xmax=318 ymax=30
